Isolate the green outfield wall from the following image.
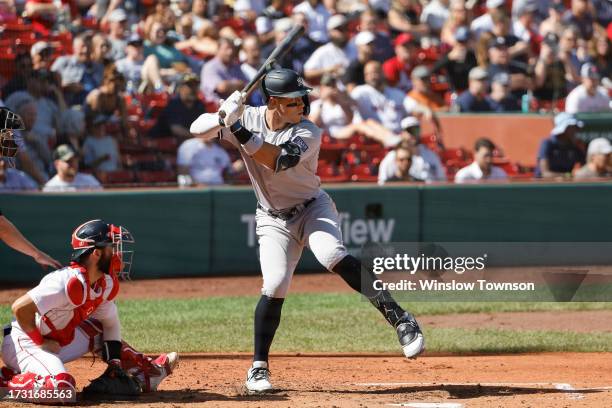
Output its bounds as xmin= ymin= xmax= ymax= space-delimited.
xmin=1 ymin=182 xmax=611 ymax=283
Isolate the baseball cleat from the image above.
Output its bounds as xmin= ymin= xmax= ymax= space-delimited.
xmin=147 ymin=352 xmax=179 ymax=392
xmin=396 ymin=313 xmax=425 ymax=358
xmin=245 ymin=365 xmax=272 ymax=393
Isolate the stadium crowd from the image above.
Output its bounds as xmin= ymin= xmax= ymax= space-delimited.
xmin=0 ymin=0 xmax=611 ymax=191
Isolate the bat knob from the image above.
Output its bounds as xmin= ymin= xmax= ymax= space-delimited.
xmin=219 ymin=110 xmax=226 ymax=119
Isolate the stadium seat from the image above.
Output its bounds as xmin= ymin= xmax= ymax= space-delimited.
xmin=143 ymin=137 xmax=178 ymax=153
xmin=350 ymin=164 xmax=378 ymax=182
xmin=96 ymin=170 xmax=136 ymax=185
xmin=137 ymin=170 xmax=177 ymax=184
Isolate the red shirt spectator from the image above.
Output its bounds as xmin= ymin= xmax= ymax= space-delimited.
xmin=382 ymin=33 xmax=418 ymax=92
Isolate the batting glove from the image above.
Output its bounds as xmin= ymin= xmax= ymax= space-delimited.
xmin=219 ymin=91 xmax=245 ymax=127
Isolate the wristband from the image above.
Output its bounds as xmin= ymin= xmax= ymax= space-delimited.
xmin=26 ymin=329 xmax=44 ymax=345
xmin=242 ymin=133 xmax=264 ymax=155
xmin=229 ymin=121 xmax=253 ymax=144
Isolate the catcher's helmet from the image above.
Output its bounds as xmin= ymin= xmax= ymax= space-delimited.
xmin=261 ymin=68 xmax=312 ymax=114
xmin=71 ymin=219 xmax=135 ymax=279
xmin=0 ymin=107 xmax=25 ymax=158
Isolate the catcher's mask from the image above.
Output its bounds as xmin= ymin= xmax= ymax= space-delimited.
xmin=0 ymin=107 xmax=25 ymax=159
xmin=71 ymin=219 xmax=135 ymax=280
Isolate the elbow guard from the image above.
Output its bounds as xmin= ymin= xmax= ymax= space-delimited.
xmin=275 ymin=141 xmax=301 ymax=172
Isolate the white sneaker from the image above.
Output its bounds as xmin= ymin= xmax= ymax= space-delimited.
xmin=245 ymin=364 xmax=272 ymax=393
xmin=396 ymin=314 xmax=425 ymax=359
xmin=146 ymin=352 xmax=179 ymax=392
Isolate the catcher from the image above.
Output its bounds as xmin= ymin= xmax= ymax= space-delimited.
xmin=0 ymin=219 xmax=179 ymax=402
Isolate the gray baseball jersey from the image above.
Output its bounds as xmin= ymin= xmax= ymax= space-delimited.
xmin=219 ymin=106 xmax=322 ymax=210
xmin=218 ymin=105 xmax=348 ymax=298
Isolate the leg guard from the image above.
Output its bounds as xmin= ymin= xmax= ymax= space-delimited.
xmin=120 ymin=341 xmax=177 ymax=392
xmin=333 ymin=254 xmax=407 ymax=327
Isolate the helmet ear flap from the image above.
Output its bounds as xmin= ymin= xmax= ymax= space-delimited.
xmin=302 ymin=95 xmax=310 ymax=115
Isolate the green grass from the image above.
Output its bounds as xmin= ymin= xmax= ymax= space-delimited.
xmin=1 ymin=293 xmax=611 ymax=353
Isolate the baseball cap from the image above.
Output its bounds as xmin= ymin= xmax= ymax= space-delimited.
xmin=469 ymin=66 xmax=489 ymax=81
xmin=551 ymin=113 xmax=584 ymax=135
xmin=587 ymin=138 xmax=612 ymax=156
xmin=127 ymin=33 xmax=143 ymax=46
xmin=486 ymin=0 xmax=505 ymax=8
xmin=179 ymin=72 xmax=200 ymax=86
xmin=53 ymin=144 xmax=77 ymax=161
xmin=30 ymin=41 xmax=52 ymax=57
xmin=411 ymin=65 xmax=430 ymax=79
xmin=355 ymin=31 xmax=376 ymax=46
xmin=516 ymin=1 xmax=537 ymax=16
xmin=394 ymin=32 xmax=415 ymax=47
xmin=327 ymin=14 xmax=347 ymax=31
xmin=454 ymin=26 xmax=470 ymax=43
xmin=108 ymin=8 xmax=128 ymax=23
xmin=580 ymin=63 xmax=600 ymax=79
xmin=488 ymin=36 xmax=508 ymax=49
xmin=401 ymin=116 xmax=420 ymax=130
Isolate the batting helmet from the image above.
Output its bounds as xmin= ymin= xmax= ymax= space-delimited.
xmin=0 ymin=107 xmax=25 ymax=158
xmin=261 ymin=68 xmax=312 ymax=114
xmin=71 ymin=219 xmax=135 ymax=279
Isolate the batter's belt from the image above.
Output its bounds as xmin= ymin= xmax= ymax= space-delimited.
xmin=257 ymin=197 xmax=316 ymax=221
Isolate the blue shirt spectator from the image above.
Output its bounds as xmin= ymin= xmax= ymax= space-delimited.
xmin=536 ymin=113 xmax=586 ymax=178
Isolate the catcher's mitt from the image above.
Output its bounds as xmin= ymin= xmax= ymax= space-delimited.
xmin=82 ymin=363 xmax=141 ymax=397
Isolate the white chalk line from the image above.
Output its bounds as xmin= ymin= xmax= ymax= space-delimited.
xmin=387 ymin=403 xmax=464 ymax=408
xmin=355 ymin=381 xmax=612 ymax=391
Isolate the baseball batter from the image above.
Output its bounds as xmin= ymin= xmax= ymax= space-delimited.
xmin=0 ymin=219 xmax=179 ymax=401
xmin=191 ymin=68 xmax=424 ymax=393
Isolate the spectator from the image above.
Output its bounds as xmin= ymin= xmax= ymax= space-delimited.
xmin=116 ymin=34 xmax=146 ymax=92
xmin=489 ymin=72 xmax=521 ymax=111
xmin=177 ymin=137 xmax=237 ymax=185
xmin=84 ymin=64 xmax=129 ymax=138
xmin=558 ymin=26 xmax=582 ymax=85
xmin=2 ymin=52 xmax=33 ymax=100
xmin=420 ymin=0 xmax=450 ymax=35
xmin=23 ymin=0 xmax=58 ymax=36
xmin=485 ymin=36 xmax=531 ymax=96
xmin=255 ymin=0 xmax=286 ymax=47
xmin=539 ymin=0 xmax=567 ymax=37
xmin=440 ymin=0 xmax=471 ymax=46
xmin=489 ymin=9 xmax=528 ymax=62
xmin=179 ymin=18 xmax=219 ymax=58
xmin=292 ymin=0 xmax=332 ymax=45
xmin=82 ymin=115 xmax=120 ymax=172
xmin=345 ymin=8 xmax=394 ymax=63
xmin=455 ymin=67 xmax=495 ymax=112
xmin=200 ymin=37 xmax=247 ymax=104
xmin=240 ymin=35 xmax=265 ymax=105
xmin=563 ymin=0 xmax=595 ymax=40
xmin=6 ymin=92 xmax=51 ymax=184
xmin=388 ymin=0 xmax=428 ymax=36
xmin=565 ymin=63 xmax=612 ymax=113
xmin=265 ymin=15 xmax=317 ymax=75
xmin=30 ymin=41 xmax=54 ymax=71
xmin=378 ymin=116 xmax=446 ymax=184
xmin=191 ymin=0 xmax=210 ymax=33
xmin=351 ymin=61 xmax=408 ymax=135
xmin=512 ymin=2 xmax=538 ymax=45
xmin=43 ymin=144 xmax=102 ymax=192
xmin=107 ymin=8 xmax=129 ymax=61
xmin=149 ymin=73 xmax=205 ymax=140
xmin=536 ymin=113 xmax=586 ymax=178
xmin=144 ymin=21 xmax=190 ymax=83
xmin=51 ymin=33 xmax=104 ymax=106
xmin=144 ymin=0 xmax=176 ymax=35
xmin=310 ymin=74 xmax=398 ymax=146
xmin=455 ymin=138 xmax=508 ymax=183
xmin=174 ymin=13 xmax=194 ymax=42
xmin=0 ymin=157 xmax=38 ymax=191
xmin=533 ymin=33 xmax=572 ymax=102
xmin=344 ymin=31 xmax=376 ymax=91
xmin=233 ymin=0 xmax=266 ymax=22
xmin=589 ymin=33 xmax=612 ymax=86
xmin=303 ymin=14 xmax=351 ymax=83
xmin=574 ymin=137 xmax=612 ymax=179
xmin=92 ymin=33 xmax=113 ymax=67
xmin=405 ymin=65 xmax=448 ymax=113
xmin=431 ymin=26 xmax=477 ymax=92
xmin=382 ymin=33 xmax=418 ymax=92
xmin=470 ymin=0 xmax=506 ymax=38
xmin=384 ymin=145 xmax=423 ymax=183
xmin=511 ymin=0 xmax=549 ymax=23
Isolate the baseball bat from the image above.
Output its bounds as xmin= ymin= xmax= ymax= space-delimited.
xmin=219 ymin=24 xmax=305 ymax=119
